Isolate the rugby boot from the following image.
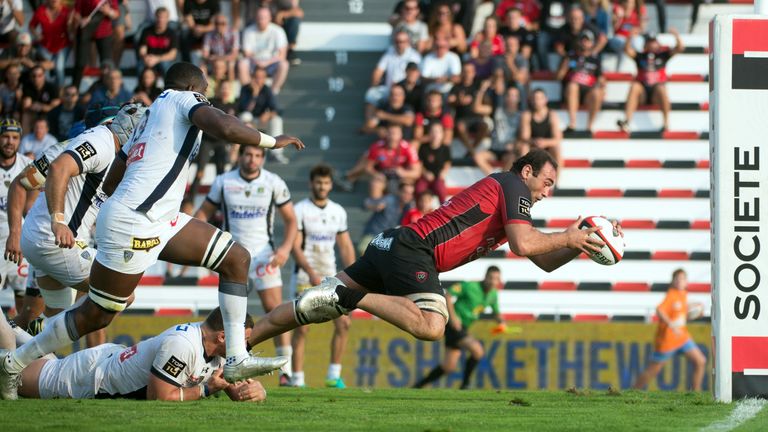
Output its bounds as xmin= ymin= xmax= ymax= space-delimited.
xmin=223 ymin=354 xmax=289 ymax=383
xmin=325 ymin=378 xmax=346 ymax=389
xmin=293 ymin=276 xmax=351 ymax=325
xmin=0 ymin=349 xmax=20 ymax=400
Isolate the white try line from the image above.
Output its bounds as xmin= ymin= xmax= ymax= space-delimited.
xmin=700 ymin=398 xmax=767 ymax=432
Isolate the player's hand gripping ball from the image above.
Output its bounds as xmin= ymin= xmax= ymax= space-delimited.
xmin=579 ymin=216 xmax=624 ymax=265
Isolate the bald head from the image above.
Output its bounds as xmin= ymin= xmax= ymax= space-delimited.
xmin=164 ymin=62 xmax=208 ymax=93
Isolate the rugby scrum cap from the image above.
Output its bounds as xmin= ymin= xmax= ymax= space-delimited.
xmin=67 ymin=120 xmax=86 ymax=139
xmin=84 ymin=103 xmax=121 ymax=128
xmin=0 ymin=118 xmax=22 ymax=135
xmin=108 ymin=102 xmax=148 ymax=146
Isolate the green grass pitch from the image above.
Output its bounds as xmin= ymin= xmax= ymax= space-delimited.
xmin=1 ymin=388 xmax=766 ymax=431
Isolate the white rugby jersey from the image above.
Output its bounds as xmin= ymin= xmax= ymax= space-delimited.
xmin=0 ymin=153 xmax=31 ymax=240
xmin=23 ymin=126 xmax=114 ymax=243
xmin=206 ymin=168 xmax=291 ymax=255
xmin=113 ymin=89 xmax=209 ymax=222
xmin=97 ymin=322 xmax=223 ymax=397
xmin=293 ymin=198 xmax=348 ymax=277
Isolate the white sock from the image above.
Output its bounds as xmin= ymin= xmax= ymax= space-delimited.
xmin=292 ymin=371 xmax=305 ymax=387
xmin=11 ymin=324 xmax=33 ymax=346
xmin=276 ymin=345 xmax=293 ymax=376
xmin=218 ymin=289 xmax=249 ymax=365
xmin=7 ymin=311 xmax=76 ymax=372
xmin=327 ymin=363 xmax=342 ymax=380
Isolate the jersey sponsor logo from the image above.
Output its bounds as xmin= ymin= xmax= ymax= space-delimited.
xmin=126 ymin=143 xmax=146 ymax=164
xmin=119 ymin=345 xmax=138 ymax=362
xmin=518 ymin=197 xmax=531 ymax=217
xmin=75 ymin=240 xmax=89 ymax=250
xmin=370 ymin=232 xmax=393 ymax=251
xmin=131 ymin=236 xmax=161 ymax=251
xmin=33 ymin=155 xmax=50 ymax=176
xmin=229 ymin=207 xmax=268 ymax=219
xmin=193 ymin=92 xmax=210 ymax=105
xmin=308 ymin=233 xmax=335 ymax=242
xmin=415 ymin=271 xmax=428 ymax=283
xmin=170 ymin=214 xmax=179 ymax=227
xmin=162 ymin=355 xmax=187 ymax=378
xmin=254 ymin=262 xmax=278 ymax=278
xmin=74 ymin=142 xmax=97 ymax=161
xmin=93 ymin=191 xmax=108 ymax=209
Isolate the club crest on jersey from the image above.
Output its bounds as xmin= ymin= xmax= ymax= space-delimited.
xmin=162 ymin=355 xmax=187 ymax=378
xmin=126 ymin=143 xmax=145 ymax=164
xmin=33 ymin=155 xmax=49 ymax=175
xmin=415 ymin=271 xmax=428 ymax=283
xmin=123 ymin=251 xmax=134 ymax=262
xmin=74 ymin=142 xmax=97 ymax=161
xmin=3 ymin=180 xmax=8 ymax=188
xmin=245 ymin=187 xmax=252 ymax=197
xmin=131 ymin=237 xmax=161 ymax=251
xmin=518 ymin=197 xmax=531 ymax=217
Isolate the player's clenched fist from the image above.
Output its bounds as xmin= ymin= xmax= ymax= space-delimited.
xmin=225 ymin=379 xmax=267 ymax=402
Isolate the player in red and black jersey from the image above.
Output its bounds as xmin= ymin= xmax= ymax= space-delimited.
xmin=245 ymin=150 xmax=621 ymax=348
xmin=556 ymin=31 xmax=605 ymax=133
xmin=617 ymin=29 xmax=684 ymax=133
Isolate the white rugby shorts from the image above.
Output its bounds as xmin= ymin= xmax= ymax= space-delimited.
xmin=38 ymin=343 xmax=124 ymax=399
xmin=21 ymin=232 xmax=95 ymax=287
xmin=248 ymin=246 xmax=283 ymax=292
xmin=95 ymin=199 xmax=192 ymax=274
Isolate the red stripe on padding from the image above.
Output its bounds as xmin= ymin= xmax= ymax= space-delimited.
xmin=546 ymin=219 xmax=574 ymax=228
xmin=564 ymin=159 xmax=592 ymax=167
xmin=667 ymin=74 xmax=705 ymax=82
xmin=572 ymin=314 xmax=610 ymax=322
xmin=603 ymin=72 xmax=634 ymax=81
xmin=658 ymin=189 xmax=694 ymax=198
xmin=197 ymin=275 xmax=219 ymax=286
xmin=539 ymin=281 xmax=577 ymax=290
xmin=506 ymin=251 xmax=525 ymax=259
xmin=593 ymin=130 xmax=630 ymax=139
xmin=619 ymin=219 xmax=656 ymax=229
xmin=691 ymin=220 xmax=711 ymax=230
xmin=139 ymin=276 xmax=165 ymax=286
xmin=662 ymin=131 xmax=700 ymax=140
xmin=652 ymin=251 xmax=690 ymax=260
xmin=155 ymin=308 xmax=193 ymax=316
xmin=687 ymin=283 xmax=711 ymax=292
xmin=626 ymin=159 xmax=662 ymax=168
xmin=733 ymin=19 xmax=768 ymax=55
xmin=612 ymin=282 xmax=650 ymax=292
xmin=732 ymin=336 xmax=768 ymax=372
xmin=587 ymin=189 xmax=623 ymax=197
xmin=697 ymin=160 xmax=710 ymax=168
xmin=502 ymin=313 xmax=536 ymax=321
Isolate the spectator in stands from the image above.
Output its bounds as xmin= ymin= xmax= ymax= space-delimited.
xmin=555 ymin=6 xmax=607 ymax=58
xmin=580 ymin=0 xmax=611 ymax=36
xmin=494 ymin=34 xmax=530 ymax=92
xmin=427 ymin=2 xmax=467 ymax=55
xmin=205 ymin=58 xmax=239 ymax=102
xmin=499 ymin=7 xmax=535 ymax=60
xmin=365 ymin=124 xmax=421 ymax=189
xmin=449 ymin=62 xmax=482 ymax=156
xmin=21 ymin=65 xmax=60 ymax=133
xmin=79 ymin=59 xmax=113 ymax=106
xmin=470 ymin=40 xmax=496 ymax=81
xmin=617 ymin=30 xmax=684 ymax=134
xmin=365 ymin=30 xmax=422 ymax=123
xmin=496 ymin=0 xmax=541 ymax=30
xmin=556 ymin=31 xmax=604 ymax=132
xmin=401 ymin=189 xmax=436 ymax=225
xmin=0 ymin=0 xmax=24 ymax=44
xmin=132 ymin=67 xmax=163 ymax=106
xmin=240 ymin=7 xmax=289 ymax=94
xmin=88 ymin=68 xmax=131 ymax=108
xmin=518 ymin=88 xmax=563 ymax=167
xmin=145 ymin=0 xmax=179 ymax=28
xmin=358 ymin=181 xmax=414 ymax=254
xmin=470 ymin=15 xmax=505 ymax=58
xmin=413 ymin=89 xmax=453 ymax=149
xmin=137 ymin=7 xmax=179 ymax=74
xmin=20 ymin=117 xmax=57 ymax=158
xmin=71 ymin=0 xmax=120 ymax=89
xmin=237 ymin=66 xmax=288 ymax=164
xmin=415 ymin=123 xmax=450 ymax=203
xmin=362 ymin=84 xmax=415 ymax=138
xmin=473 ymin=80 xmax=523 ymax=174
xmin=536 ymin=0 xmax=570 ymax=71
xmin=202 ymin=14 xmax=239 ymax=79
xmin=29 ymin=0 xmax=72 ymax=87
xmin=47 ymin=84 xmax=84 ymax=140
xmin=0 ymin=64 xmax=22 ymax=119
xmin=609 ymin=0 xmax=647 ymax=70
xmin=112 ymin=0 xmax=131 ymax=66
xmin=0 ymin=32 xmax=53 ymax=82
xmin=182 ymin=0 xmax=219 ymax=63
xmin=272 ymin=0 xmax=304 ymax=65
xmin=391 ymin=0 xmax=429 ymax=54
xmin=420 ymin=32 xmax=461 ymax=94
xmin=398 ymin=62 xmax=426 ymax=114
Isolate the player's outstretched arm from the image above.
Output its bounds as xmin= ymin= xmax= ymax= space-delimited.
xmin=506 ymin=217 xmax=604 ymax=272
xmin=46 ymin=153 xmax=82 ymax=249
xmin=191 ymin=105 xmax=305 ymax=151
xmin=146 ymin=373 xmax=206 ymax=401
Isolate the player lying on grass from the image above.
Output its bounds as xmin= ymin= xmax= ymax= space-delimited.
xmin=245 ymin=149 xmax=624 ymax=348
xmin=3 ymin=308 xmax=266 ymax=401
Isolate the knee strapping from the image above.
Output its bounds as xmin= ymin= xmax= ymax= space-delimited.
xmin=39 ymin=287 xmax=76 ymax=310
xmin=201 ymin=230 xmax=235 ymax=271
xmin=405 ymin=293 xmax=449 ymax=322
xmin=88 ymin=287 xmax=129 ymax=312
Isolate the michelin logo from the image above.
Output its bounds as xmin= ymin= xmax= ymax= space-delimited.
xmin=370 ymin=232 xmax=393 ymax=251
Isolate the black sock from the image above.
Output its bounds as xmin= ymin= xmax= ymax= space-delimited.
xmin=461 ymin=357 xmax=479 ymax=389
xmin=413 ymin=366 xmax=445 ymax=388
xmin=335 ymin=285 xmax=366 ymax=309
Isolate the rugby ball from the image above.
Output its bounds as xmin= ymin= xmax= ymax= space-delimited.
xmin=578 ymin=216 xmax=624 ymax=266
xmin=687 ymin=302 xmax=705 ymax=320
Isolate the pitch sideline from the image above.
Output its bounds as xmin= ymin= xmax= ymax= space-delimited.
xmin=700 ymin=398 xmax=767 ymax=431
